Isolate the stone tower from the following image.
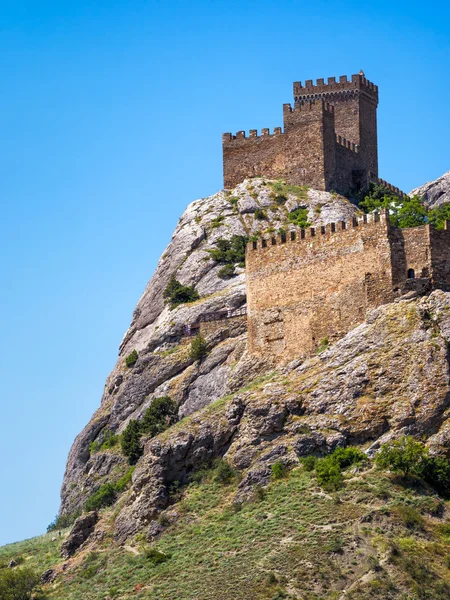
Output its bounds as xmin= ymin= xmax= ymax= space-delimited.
xmin=222 ymin=72 xmax=380 ymax=196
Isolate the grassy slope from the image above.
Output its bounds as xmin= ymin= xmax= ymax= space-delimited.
xmin=3 ymin=464 xmax=450 ymax=600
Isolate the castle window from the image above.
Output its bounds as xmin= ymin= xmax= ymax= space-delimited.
xmin=407 ymin=268 xmax=415 ymax=279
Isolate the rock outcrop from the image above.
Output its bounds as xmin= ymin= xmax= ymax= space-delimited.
xmin=111 ymin=290 xmax=450 ymax=540
xmin=60 ymin=511 xmax=98 ymax=559
xmin=410 ymin=170 xmax=450 ymax=208
xmin=60 ymin=179 xmax=357 ymax=516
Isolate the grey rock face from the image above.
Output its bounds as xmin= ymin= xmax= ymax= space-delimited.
xmin=60 ymin=179 xmax=357 ymax=516
xmin=111 ymin=291 xmax=450 ymax=540
xmin=60 ymin=511 xmax=98 ymax=559
xmin=410 ymin=170 xmax=450 ymax=209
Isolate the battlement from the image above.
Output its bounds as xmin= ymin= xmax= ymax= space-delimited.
xmin=283 ymin=100 xmax=335 ymax=116
xmin=293 ymin=73 xmax=378 ymax=104
xmin=376 ymin=178 xmax=407 ymax=197
xmin=222 ymin=127 xmax=283 ymax=142
xmin=335 ymin=134 xmax=359 ymax=152
xmin=249 ymin=210 xmax=389 ymax=252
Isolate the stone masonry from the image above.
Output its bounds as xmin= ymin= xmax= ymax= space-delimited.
xmin=223 ymin=72 xmax=403 ymax=198
xmin=246 ymin=211 xmax=450 ymax=361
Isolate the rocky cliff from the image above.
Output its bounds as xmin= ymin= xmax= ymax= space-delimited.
xmin=60 ymin=179 xmax=357 ymax=516
xmin=410 ymin=170 xmax=450 ymax=208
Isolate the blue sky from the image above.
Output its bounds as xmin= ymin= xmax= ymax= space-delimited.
xmin=1 ymin=0 xmax=449 ymax=546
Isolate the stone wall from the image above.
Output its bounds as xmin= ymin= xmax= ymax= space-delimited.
xmin=246 ymin=214 xmax=450 ymax=362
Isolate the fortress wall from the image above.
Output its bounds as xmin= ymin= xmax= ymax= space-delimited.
xmin=246 ymin=215 xmax=393 ymax=360
xmin=283 ymin=101 xmax=334 ymax=190
xmin=334 ymin=140 xmax=361 ymax=195
xmin=397 ymin=226 xmax=431 ymax=280
xmin=429 ymin=226 xmax=450 ymax=291
xmin=222 ymin=129 xmax=285 ymax=189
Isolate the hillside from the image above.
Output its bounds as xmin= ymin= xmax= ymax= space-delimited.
xmin=4 ymin=173 xmax=450 ymax=599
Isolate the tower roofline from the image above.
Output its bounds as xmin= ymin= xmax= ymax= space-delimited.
xmin=293 ymin=73 xmax=378 ymax=105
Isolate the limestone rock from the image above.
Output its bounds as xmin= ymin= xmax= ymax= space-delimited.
xmin=60 ymin=178 xmax=357 ymax=516
xmin=60 ymin=511 xmax=98 ymax=559
xmin=410 ymin=170 xmax=450 ymax=208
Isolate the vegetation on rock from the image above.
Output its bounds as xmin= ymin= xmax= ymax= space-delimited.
xmin=163 ymin=277 xmax=200 ymax=308
xmin=287 ymin=207 xmax=311 ymax=229
xmin=125 ymin=349 xmax=138 ymax=368
xmin=189 ymin=334 xmax=208 ymax=361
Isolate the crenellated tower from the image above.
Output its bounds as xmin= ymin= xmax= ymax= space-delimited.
xmin=222 ymin=71 xmax=386 ymax=197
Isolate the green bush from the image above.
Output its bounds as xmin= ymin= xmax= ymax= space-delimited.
xmin=90 ymin=429 xmax=119 ymax=454
xmin=145 ymin=548 xmax=171 ymax=565
xmin=312 ymin=446 xmax=366 ymax=491
xmin=84 ymin=483 xmax=117 ymax=512
xmin=218 ymin=264 xmax=236 ymax=279
xmin=274 ymin=195 xmax=287 ymax=205
xmin=287 ymin=207 xmax=311 ymax=229
xmin=189 ymin=334 xmax=208 ymax=361
xmin=121 ymin=419 xmax=143 ymax=464
xmin=47 ymin=511 xmax=80 ymax=532
xmin=376 ymin=435 xmax=450 ymax=497
xmin=207 ymin=235 xmax=248 ymax=268
xmin=271 ymin=461 xmax=288 ymax=480
xmin=316 ymin=337 xmax=329 ymax=354
xmin=300 ymin=456 xmax=317 ymax=472
xmin=115 ymin=467 xmax=135 ymax=493
xmin=376 ymin=436 xmax=428 ymax=477
xmin=211 ymin=214 xmax=225 ymax=228
xmin=315 ymin=457 xmax=344 ymax=490
xmin=125 ymin=349 xmax=138 ymax=368
xmin=212 ymin=458 xmax=236 ymax=484
xmin=121 ymin=398 xmax=176 ymax=464
xmin=141 ymin=396 xmax=176 ymax=437
xmin=428 ymin=202 xmax=450 ymax=230
xmin=254 ymin=208 xmax=267 ymax=220
xmin=163 ymin=276 xmax=200 ymax=308
xmin=0 ymin=567 xmax=42 ymax=600
xmin=359 ymin=183 xmax=428 ymax=228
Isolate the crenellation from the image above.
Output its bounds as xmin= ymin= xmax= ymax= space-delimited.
xmin=246 ymin=212 xmax=450 ymax=361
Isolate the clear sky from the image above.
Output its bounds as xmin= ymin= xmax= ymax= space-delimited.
xmin=1 ymin=0 xmax=449 ymax=546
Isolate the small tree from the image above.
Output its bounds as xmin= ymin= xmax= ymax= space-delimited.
xmin=141 ymin=396 xmax=176 ymax=437
xmin=376 ymin=436 xmax=428 ymax=477
xmin=189 ymin=334 xmax=208 ymax=361
xmin=0 ymin=567 xmax=41 ymax=600
xmin=163 ymin=276 xmax=199 ymax=308
xmin=121 ymin=419 xmax=143 ymax=464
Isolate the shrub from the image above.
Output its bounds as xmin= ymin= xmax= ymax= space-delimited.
xmin=359 ymin=183 xmax=427 ymax=229
xmin=274 ymin=195 xmax=287 ymax=205
xmin=271 ymin=461 xmax=288 ymax=480
xmin=429 ymin=202 xmax=450 ymax=230
xmin=332 ymin=446 xmax=366 ymax=469
xmin=141 ymin=396 xmax=176 ymax=437
xmin=211 ymin=214 xmax=225 ymax=228
xmin=84 ymin=482 xmax=117 ymax=512
xmin=212 ymin=458 xmax=236 ymax=484
xmin=121 ymin=419 xmax=143 ymax=464
xmin=125 ymin=349 xmax=138 ymax=368
xmin=375 ymin=436 xmax=428 ymax=477
xmin=0 ymin=567 xmax=41 ymax=600
xmin=189 ymin=334 xmax=208 ymax=361
xmin=47 ymin=511 xmax=80 ymax=532
xmin=207 ymin=235 xmax=248 ymax=267
xmin=287 ymin=207 xmax=311 ymax=229
xmin=145 ymin=548 xmax=171 ymax=565
xmin=377 ymin=435 xmax=450 ymax=498
xmin=300 ymin=456 xmax=317 ymax=472
xmin=315 ymin=457 xmax=344 ymax=491
xmin=254 ymin=208 xmax=267 ymax=220
xmin=316 ymin=337 xmax=329 ymax=354
xmin=163 ymin=277 xmax=200 ymax=308
xmin=90 ymin=430 xmax=119 ymax=454
xmin=218 ymin=264 xmax=236 ymax=279
xmin=115 ymin=467 xmax=135 ymax=493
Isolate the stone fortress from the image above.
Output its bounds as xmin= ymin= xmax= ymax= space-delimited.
xmin=221 ymin=72 xmax=450 ymax=361
xmin=223 ymin=71 xmax=403 ymax=198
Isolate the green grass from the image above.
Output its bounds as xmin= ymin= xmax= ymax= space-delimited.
xmin=4 ymin=457 xmax=450 ymax=599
